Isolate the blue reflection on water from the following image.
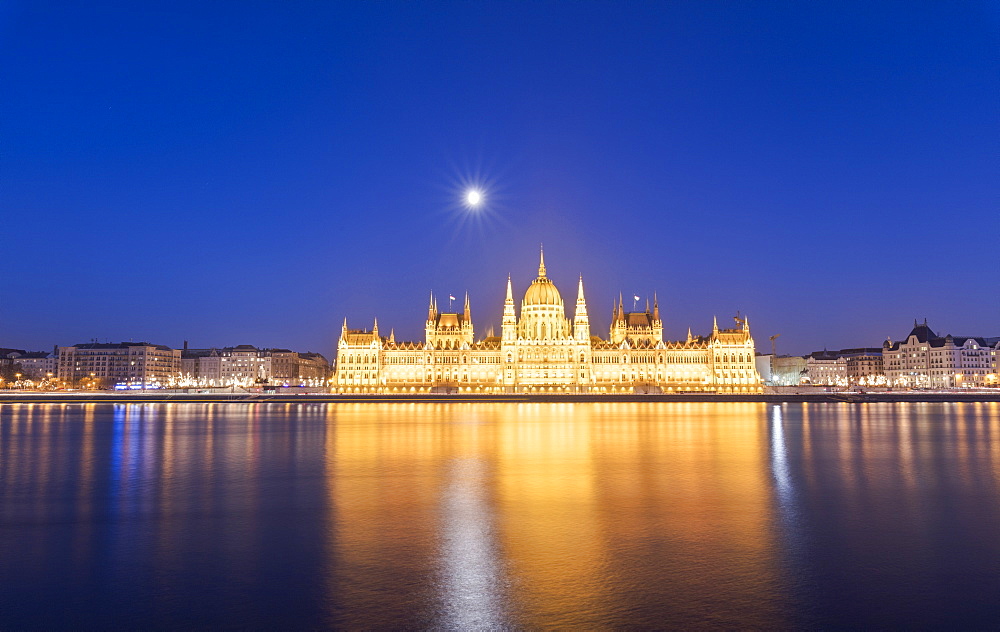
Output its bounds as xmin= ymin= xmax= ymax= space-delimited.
xmin=109 ymin=405 xmax=125 ymax=491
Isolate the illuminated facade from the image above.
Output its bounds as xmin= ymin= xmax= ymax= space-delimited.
xmin=334 ymin=252 xmax=761 ymax=393
xmin=1 ymin=350 xmax=56 ymax=380
xmin=57 ymin=342 xmax=181 ymax=388
xmin=883 ymin=320 xmax=1000 ymax=388
xmin=804 ymin=348 xmax=884 ymax=386
xmin=178 ymin=345 xmax=330 ymax=387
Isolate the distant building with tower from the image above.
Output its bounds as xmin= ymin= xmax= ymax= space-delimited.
xmin=333 ymin=250 xmax=761 ymax=393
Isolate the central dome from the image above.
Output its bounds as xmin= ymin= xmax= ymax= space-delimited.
xmin=522 ymin=248 xmax=563 ymax=306
xmin=523 ymin=276 xmax=562 ymax=305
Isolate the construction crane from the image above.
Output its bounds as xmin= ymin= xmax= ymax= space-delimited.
xmin=769 ymin=334 xmax=781 ymax=356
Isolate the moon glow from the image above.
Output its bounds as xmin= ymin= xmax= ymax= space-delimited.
xmin=465 ymin=189 xmax=483 ymax=208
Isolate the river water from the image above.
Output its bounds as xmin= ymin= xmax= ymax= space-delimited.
xmin=1 ymin=402 xmax=998 ymax=629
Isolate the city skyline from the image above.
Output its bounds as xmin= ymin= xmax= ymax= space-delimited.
xmin=3 ymin=3 xmax=997 ymax=355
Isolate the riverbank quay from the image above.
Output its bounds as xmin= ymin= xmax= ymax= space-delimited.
xmin=2 ymin=391 xmax=999 ymax=404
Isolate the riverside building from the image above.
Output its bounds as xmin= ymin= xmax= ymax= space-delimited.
xmin=57 ymin=342 xmax=181 ymax=388
xmin=178 ymin=345 xmax=329 ymax=387
xmin=333 ymin=251 xmax=761 ymax=393
xmin=1 ymin=349 xmax=57 ymax=380
xmin=804 ymin=348 xmax=884 ymax=386
xmin=883 ymin=320 xmax=1000 ymax=388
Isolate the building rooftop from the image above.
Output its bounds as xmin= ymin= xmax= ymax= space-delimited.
xmin=69 ymin=342 xmax=175 ymax=351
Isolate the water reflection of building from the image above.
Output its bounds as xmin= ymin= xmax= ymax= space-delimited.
xmin=883 ymin=320 xmax=1000 ymax=388
xmin=323 ymin=403 xmax=787 ymax=628
xmin=334 ymin=251 xmax=761 ymax=393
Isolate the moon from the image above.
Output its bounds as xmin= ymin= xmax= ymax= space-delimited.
xmin=465 ymin=189 xmax=483 ymax=208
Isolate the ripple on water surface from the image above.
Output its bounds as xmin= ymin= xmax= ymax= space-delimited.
xmin=0 ymin=401 xmax=998 ymax=629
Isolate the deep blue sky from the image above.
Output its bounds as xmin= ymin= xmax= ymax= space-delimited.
xmin=3 ymin=2 xmax=997 ymax=356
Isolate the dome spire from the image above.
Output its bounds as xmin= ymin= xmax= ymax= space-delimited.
xmin=538 ymin=244 xmax=546 ymax=277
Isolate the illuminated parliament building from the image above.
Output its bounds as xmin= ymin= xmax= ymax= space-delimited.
xmin=334 ymin=251 xmax=761 ymax=393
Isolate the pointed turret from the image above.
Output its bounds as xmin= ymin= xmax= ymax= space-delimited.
xmin=428 ymin=291 xmax=436 ymax=321
xmin=463 ymin=292 xmax=471 ymax=320
xmin=502 ymin=274 xmax=517 ymax=342
xmin=574 ymin=275 xmax=590 ymax=341
xmin=653 ymin=293 xmax=660 ymax=321
xmin=687 ymin=327 xmax=693 ymax=342
xmin=538 ymin=245 xmax=546 ymax=277
xmin=389 ymin=329 xmax=395 ymax=344
xmin=372 ymin=317 xmax=379 ymax=336
xmin=713 ymin=315 xmax=719 ymax=335
xmin=342 ymin=317 xmax=348 ymax=337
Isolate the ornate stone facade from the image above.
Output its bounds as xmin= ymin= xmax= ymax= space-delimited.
xmin=334 ymin=251 xmax=761 ymax=393
xmin=883 ymin=320 xmax=1000 ymax=388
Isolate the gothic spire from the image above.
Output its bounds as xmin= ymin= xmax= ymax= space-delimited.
xmin=538 ymin=244 xmax=546 ymax=277
xmin=574 ymin=274 xmax=590 ymax=340
xmin=502 ymin=274 xmax=517 ymax=338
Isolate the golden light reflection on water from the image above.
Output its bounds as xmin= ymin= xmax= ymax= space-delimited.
xmin=324 ymin=402 xmax=791 ymax=628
